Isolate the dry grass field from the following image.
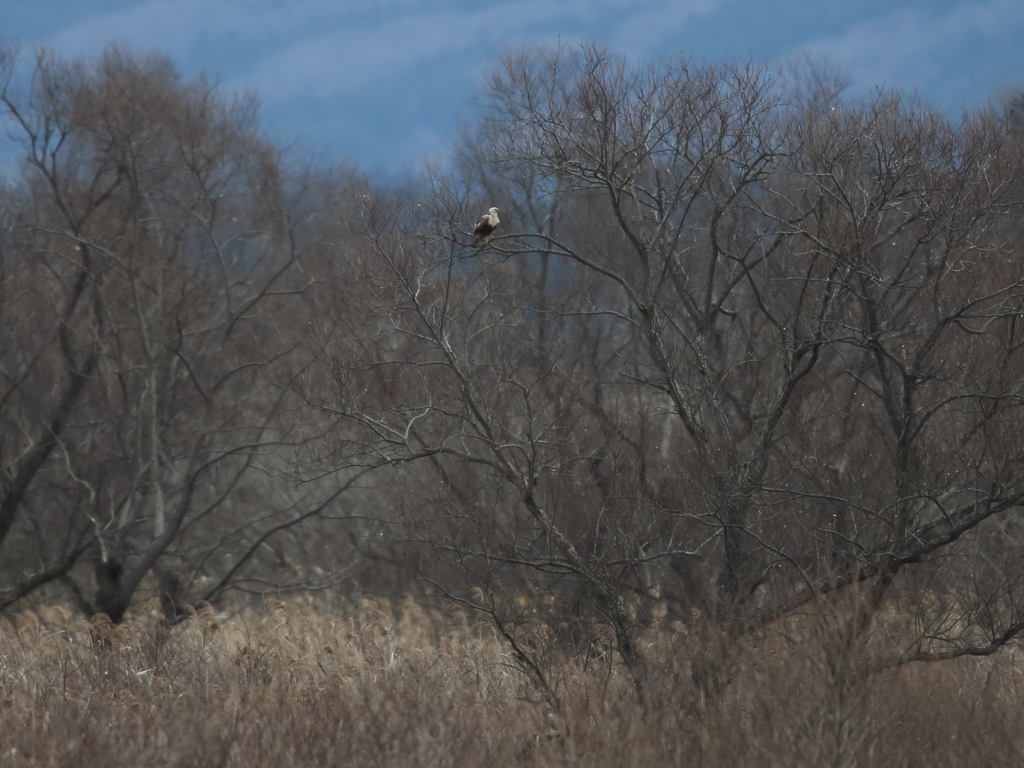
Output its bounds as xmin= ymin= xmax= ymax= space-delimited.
xmin=0 ymin=597 xmax=1021 ymax=767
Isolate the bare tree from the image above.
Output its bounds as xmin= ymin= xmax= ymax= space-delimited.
xmin=0 ymin=46 xmax=366 ymax=621
xmin=309 ymin=42 xmax=1024 ymax=705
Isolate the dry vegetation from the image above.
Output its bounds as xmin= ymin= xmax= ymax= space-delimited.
xmin=0 ymin=597 xmax=1020 ymax=767
xmin=2 ymin=41 xmax=1024 ymax=768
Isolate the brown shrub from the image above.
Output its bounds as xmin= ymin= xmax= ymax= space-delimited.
xmin=0 ymin=598 xmax=1019 ymax=767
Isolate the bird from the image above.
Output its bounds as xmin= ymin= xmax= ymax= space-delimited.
xmin=471 ymin=207 xmax=500 ymax=247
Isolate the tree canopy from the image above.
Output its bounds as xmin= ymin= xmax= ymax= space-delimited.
xmin=1 ymin=41 xmax=1024 ymax=710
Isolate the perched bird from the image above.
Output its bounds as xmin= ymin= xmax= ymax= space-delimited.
xmin=472 ymin=207 xmax=500 ymax=246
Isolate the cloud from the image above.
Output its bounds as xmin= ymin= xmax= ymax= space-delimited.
xmin=796 ymin=0 xmax=1024 ymax=109
xmin=29 ymin=0 xmax=733 ymax=97
xmin=16 ymin=0 xmax=728 ymax=176
xmin=606 ymin=0 xmax=734 ymax=54
xmin=242 ymin=5 xmax=512 ymax=101
xmin=41 ymin=0 xmax=279 ymax=57
xmin=14 ymin=0 xmax=1022 ymax=177
xmin=237 ymin=0 xmax=732 ymax=103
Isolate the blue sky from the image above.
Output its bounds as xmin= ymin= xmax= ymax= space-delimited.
xmin=6 ymin=0 xmax=1024 ymax=180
